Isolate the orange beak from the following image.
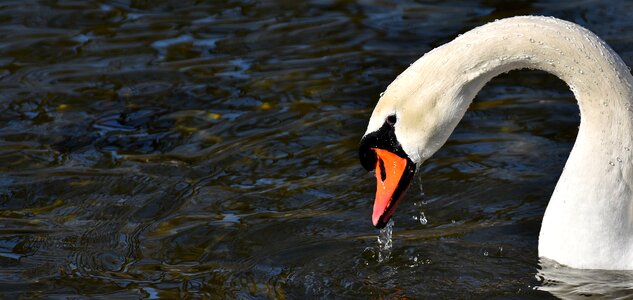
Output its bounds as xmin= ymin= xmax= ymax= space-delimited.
xmin=372 ymin=148 xmax=411 ymax=227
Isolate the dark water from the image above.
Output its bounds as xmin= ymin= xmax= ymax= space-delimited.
xmin=1 ymin=0 xmax=633 ymax=298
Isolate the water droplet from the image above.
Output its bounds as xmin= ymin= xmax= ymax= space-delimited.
xmin=417 ymin=177 xmax=424 ymax=197
xmin=418 ymin=212 xmax=428 ymax=225
xmin=625 ymin=147 xmax=630 ymax=152
xmin=379 ymin=92 xmax=384 ymax=97
xmin=483 ymin=251 xmax=489 ymax=257
xmin=603 ymin=101 xmax=609 ymax=107
xmin=617 ymin=157 xmax=623 ymax=163
xmin=529 ymin=38 xmax=535 ymax=43
xmin=609 ymin=161 xmax=615 ymax=166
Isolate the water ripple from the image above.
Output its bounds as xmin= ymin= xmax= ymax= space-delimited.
xmin=0 ymin=0 xmax=631 ymax=298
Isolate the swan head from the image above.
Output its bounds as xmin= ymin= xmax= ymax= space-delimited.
xmin=359 ymin=56 xmax=468 ymax=228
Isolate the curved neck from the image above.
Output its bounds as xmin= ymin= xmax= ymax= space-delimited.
xmin=365 ymin=16 xmax=633 ymax=268
xmin=444 ymin=17 xmax=633 ymax=139
xmin=430 ymin=17 xmax=633 ymax=268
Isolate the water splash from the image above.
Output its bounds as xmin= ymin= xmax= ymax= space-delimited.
xmin=376 ymin=219 xmax=394 ymax=263
xmin=417 ymin=212 xmax=428 ymax=225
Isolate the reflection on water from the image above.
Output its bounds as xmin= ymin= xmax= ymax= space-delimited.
xmin=537 ymin=259 xmax=633 ymax=299
xmin=0 ymin=0 xmax=632 ymax=298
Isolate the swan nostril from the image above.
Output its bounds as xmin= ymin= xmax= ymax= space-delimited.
xmin=379 ymin=158 xmax=387 ymax=182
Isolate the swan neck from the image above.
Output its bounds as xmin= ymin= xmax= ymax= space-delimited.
xmin=445 ymin=17 xmax=633 ymax=269
xmin=452 ymin=17 xmax=633 ymax=135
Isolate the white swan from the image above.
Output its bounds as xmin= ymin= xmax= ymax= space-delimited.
xmin=359 ymin=16 xmax=633 ymax=270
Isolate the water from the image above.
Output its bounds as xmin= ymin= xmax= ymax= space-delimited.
xmin=1 ymin=0 xmax=633 ymax=298
xmin=376 ymin=219 xmax=394 ymax=263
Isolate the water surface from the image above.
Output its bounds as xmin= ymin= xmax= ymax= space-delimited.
xmin=1 ymin=0 xmax=633 ymax=298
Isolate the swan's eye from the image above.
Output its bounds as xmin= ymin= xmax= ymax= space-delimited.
xmin=386 ymin=115 xmax=397 ymax=126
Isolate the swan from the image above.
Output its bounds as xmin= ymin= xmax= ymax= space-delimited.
xmin=359 ymin=16 xmax=633 ymax=270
